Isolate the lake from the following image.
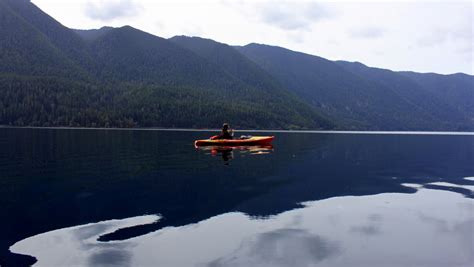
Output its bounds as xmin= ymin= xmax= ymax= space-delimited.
xmin=1 ymin=128 xmax=473 ymax=266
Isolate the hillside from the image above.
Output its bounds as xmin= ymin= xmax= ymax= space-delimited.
xmin=237 ymin=44 xmax=473 ymax=130
xmin=0 ymin=0 xmax=331 ymax=130
xmin=169 ymin=36 xmax=333 ymax=128
xmin=336 ymin=61 xmax=472 ymax=130
xmin=0 ymin=0 xmax=472 ymax=130
xmin=0 ymin=0 xmax=89 ymax=80
xmin=169 ymin=36 xmax=284 ymax=93
xmin=400 ymin=71 xmax=474 ymax=123
xmin=73 ymin=27 xmax=114 ymax=42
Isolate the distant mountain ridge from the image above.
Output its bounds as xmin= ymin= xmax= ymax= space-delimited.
xmin=236 ymin=43 xmax=473 ymax=130
xmin=336 ymin=61 xmax=470 ymax=129
xmin=0 ymin=0 xmax=472 ymax=131
xmin=73 ymin=27 xmax=114 ymax=42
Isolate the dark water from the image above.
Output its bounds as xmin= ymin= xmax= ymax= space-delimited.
xmin=0 ymin=128 xmax=473 ymax=266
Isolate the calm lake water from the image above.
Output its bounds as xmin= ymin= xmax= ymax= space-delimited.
xmin=1 ymin=128 xmax=473 ymax=266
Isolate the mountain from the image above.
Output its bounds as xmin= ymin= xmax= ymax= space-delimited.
xmin=1 ymin=0 xmax=95 ymax=78
xmin=336 ymin=61 xmax=472 ymax=130
xmin=0 ymin=0 xmax=472 ymax=131
xmin=79 ymin=26 xmax=332 ymax=129
xmin=169 ymin=36 xmax=284 ymax=92
xmin=237 ymin=44 xmax=473 ymax=130
xmin=0 ymin=0 xmax=331 ymax=130
xmin=399 ymin=72 xmax=474 ymax=123
xmin=169 ymin=36 xmax=333 ymax=128
xmin=0 ymin=0 xmax=89 ymax=80
xmin=89 ymin=26 xmax=235 ymax=86
xmin=73 ymin=27 xmax=114 ymax=42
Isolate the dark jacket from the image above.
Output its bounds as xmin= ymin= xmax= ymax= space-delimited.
xmin=215 ymin=127 xmax=233 ymax=140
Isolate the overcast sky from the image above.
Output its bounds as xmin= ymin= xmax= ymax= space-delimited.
xmin=31 ymin=0 xmax=473 ymax=75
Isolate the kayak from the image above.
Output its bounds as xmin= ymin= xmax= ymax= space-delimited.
xmin=195 ymin=136 xmax=274 ymax=147
xmin=194 ymin=136 xmax=275 ymax=147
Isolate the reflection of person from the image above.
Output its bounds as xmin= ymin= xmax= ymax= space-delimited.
xmin=221 ymin=149 xmax=233 ymax=162
xmin=213 ymin=123 xmax=233 ymax=140
xmin=211 ymin=147 xmax=233 ymax=165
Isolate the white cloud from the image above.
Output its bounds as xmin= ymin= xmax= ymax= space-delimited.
xmin=417 ymin=29 xmax=449 ymax=47
xmin=227 ymin=1 xmax=337 ymax=31
xmin=417 ymin=24 xmax=473 ymax=48
xmin=257 ymin=1 xmax=336 ymax=30
xmin=84 ymin=0 xmax=142 ymax=21
xmin=349 ymin=27 xmax=386 ymax=39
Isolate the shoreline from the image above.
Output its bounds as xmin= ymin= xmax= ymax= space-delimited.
xmin=1 ymin=126 xmax=473 ymax=135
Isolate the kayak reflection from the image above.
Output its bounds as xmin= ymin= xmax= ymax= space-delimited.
xmin=196 ymin=145 xmax=274 ymax=163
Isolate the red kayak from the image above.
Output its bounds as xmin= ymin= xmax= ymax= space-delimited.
xmin=194 ymin=136 xmax=275 ymax=147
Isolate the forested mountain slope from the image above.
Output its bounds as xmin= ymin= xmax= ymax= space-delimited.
xmin=169 ymin=36 xmax=333 ymax=128
xmin=400 ymin=71 xmax=474 ymax=123
xmin=336 ymin=61 xmax=472 ymax=130
xmin=0 ymin=0 xmax=471 ymax=130
xmin=237 ymin=44 xmax=473 ymax=130
xmin=0 ymin=0 xmax=89 ymax=80
xmin=0 ymin=0 xmax=331 ymax=129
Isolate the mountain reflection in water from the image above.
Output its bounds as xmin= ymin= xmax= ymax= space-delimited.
xmin=0 ymin=128 xmax=473 ymax=266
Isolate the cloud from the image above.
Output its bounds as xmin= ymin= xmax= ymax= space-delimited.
xmin=262 ymin=1 xmax=335 ymax=30
xmin=456 ymin=46 xmax=472 ymax=63
xmin=286 ymin=31 xmax=306 ymax=44
xmin=417 ymin=28 xmax=473 ymax=49
xmin=228 ymin=1 xmax=337 ymax=31
xmin=207 ymin=228 xmax=340 ymax=267
xmin=350 ymin=213 xmax=383 ymax=236
xmin=417 ymin=18 xmax=473 ymax=48
xmin=88 ymin=248 xmax=132 ymax=267
xmin=180 ymin=24 xmax=203 ymax=37
xmin=349 ymin=26 xmax=386 ymax=39
xmin=350 ymin=225 xmax=382 ymax=236
xmin=84 ymin=0 xmax=142 ymax=21
xmin=417 ymin=28 xmax=450 ymax=47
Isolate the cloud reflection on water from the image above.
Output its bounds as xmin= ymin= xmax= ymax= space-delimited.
xmin=11 ymin=215 xmax=159 ymax=267
xmin=208 ymin=229 xmax=340 ymax=267
xmin=11 ymin=186 xmax=474 ymax=267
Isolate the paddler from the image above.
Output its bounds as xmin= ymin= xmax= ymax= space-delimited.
xmin=213 ymin=123 xmax=233 ymax=140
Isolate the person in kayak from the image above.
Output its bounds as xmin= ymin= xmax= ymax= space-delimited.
xmin=212 ymin=123 xmax=233 ymax=140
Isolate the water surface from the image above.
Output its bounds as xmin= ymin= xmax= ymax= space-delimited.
xmin=0 ymin=128 xmax=473 ymax=266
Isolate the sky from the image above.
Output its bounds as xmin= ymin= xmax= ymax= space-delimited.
xmin=31 ymin=0 xmax=473 ymax=75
